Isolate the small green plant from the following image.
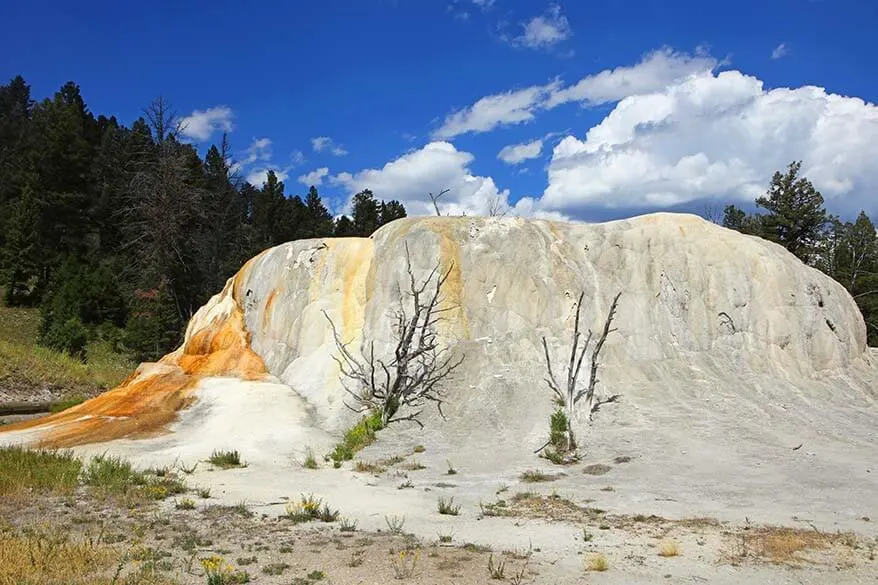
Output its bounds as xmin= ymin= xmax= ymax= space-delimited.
xmin=397 ymin=479 xmax=414 ymax=490
xmin=413 ymin=445 xmax=425 ymax=453
xmin=208 ymin=449 xmax=243 ymax=469
xmin=236 ymin=556 xmax=257 ymax=566
xmin=201 ymin=555 xmax=235 ymax=585
xmin=437 ymin=496 xmax=460 ymax=516
xmin=390 ymin=548 xmax=420 ymax=579
xmin=302 ymin=447 xmax=319 ymax=469
xmin=438 ymin=529 xmax=454 ymax=543
xmin=487 ymin=554 xmax=506 ymax=579
xmin=319 ymin=503 xmax=339 ymax=522
xmin=307 ymin=569 xmax=327 ymax=580
xmin=198 ymin=487 xmax=211 ymax=499
xmin=262 ymin=562 xmax=290 ymax=576
xmin=330 ymin=411 xmax=383 ymax=463
xmin=549 ymin=408 xmax=569 ymax=450
xmin=582 ymin=526 xmax=593 ymax=542
xmin=385 ymin=514 xmax=406 ymax=534
xmin=445 ymin=460 xmax=457 ymax=475
xmin=401 ymin=460 xmax=426 ymax=471
xmin=179 ymin=461 xmax=198 ymax=474
xmin=175 ymin=497 xmax=196 ymax=510
xmin=339 ymin=517 xmax=358 ymax=532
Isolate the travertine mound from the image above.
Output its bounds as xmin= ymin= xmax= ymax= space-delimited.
xmin=2 ymin=213 xmax=873 ymax=455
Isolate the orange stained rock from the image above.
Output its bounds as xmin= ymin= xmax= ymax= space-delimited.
xmin=0 ymin=271 xmax=267 ymax=448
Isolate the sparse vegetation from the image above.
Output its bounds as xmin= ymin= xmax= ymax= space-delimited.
xmin=354 ymin=459 xmax=387 ymax=474
xmin=582 ymin=463 xmax=612 ymax=476
xmin=400 ymin=460 xmax=426 ymax=471
xmin=385 ymin=514 xmax=406 ymax=534
xmin=175 ymin=497 xmax=196 ymax=510
xmin=302 ymin=447 xmax=319 ymax=469
xmin=0 ymin=446 xmax=82 ymax=497
xmin=262 ymin=562 xmax=290 ymax=576
xmin=437 ymin=496 xmax=460 ymax=516
xmin=330 ymin=411 xmax=383 ymax=463
xmin=339 ymin=517 xmax=358 ymax=532
xmin=445 ymin=460 xmax=457 ymax=475
xmin=586 ymin=553 xmax=609 ymax=571
xmin=413 ymin=445 xmax=425 ymax=453
xmin=390 ymin=548 xmax=420 ymax=579
xmin=283 ymin=494 xmax=338 ymax=524
xmin=208 ymin=449 xmax=243 ymax=469
xmin=487 ymin=554 xmax=506 ymax=579
xmin=519 ymin=469 xmax=562 ymax=483
xmin=659 ymin=540 xmax=680 ymax=557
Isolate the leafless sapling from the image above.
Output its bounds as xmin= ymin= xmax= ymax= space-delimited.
xmin=428 ymin=188 xmax=450 ymax=217
xmin=325 ymin=244 xmax=464 ymax=428
xmin=540 ymin=291 xmax=622 ymax=453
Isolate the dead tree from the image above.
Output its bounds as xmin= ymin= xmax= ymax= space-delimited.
xmin=428 ymin=188 xmax=450 ymax=217
xmin=325 ymin=244 xmax=464 ymax=428
xmin=488 ymin=195 xmax=509 ymax=218
xmin=540 ymin=291 xmax=622 ymax=452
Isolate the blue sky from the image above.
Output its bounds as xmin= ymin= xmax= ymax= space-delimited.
xmin=3 ymin=0 xmax=877 ymax=220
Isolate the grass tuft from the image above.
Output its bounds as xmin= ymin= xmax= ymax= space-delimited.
xmin=658 ymin=540 xmax=680 ymax=557
xmin=586 ymin=553 xmax=609 ymax=572
xmin=437 ymin=496 xmax=461 ymax=516
xmin=208 ymin=449 xmax=243 ymax=469
xmin=330 ymin=411 xmax=383 ymax=464
xmin=519 ymin=469 xmax=562 ymax=483
xmin=0 ymin=446 xmax=82 ymax=498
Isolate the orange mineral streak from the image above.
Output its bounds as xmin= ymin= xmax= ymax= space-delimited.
xmin=1 ymin=262 xmax=267 ymax=448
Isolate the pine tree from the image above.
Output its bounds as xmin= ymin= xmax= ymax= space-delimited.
xmin=302 ymin=185 xmax=334 ymax=239
xmin=352 ymin=189 xmax=380 ymax=236
xmin=755 ymin=161 xmax=827 ymax=262
xmin=379 ymin=199 xmax=407 ymax=227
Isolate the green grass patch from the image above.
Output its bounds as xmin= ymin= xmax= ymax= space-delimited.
xmin=82 ymin=453 xmax=185 ymax=500
xmin=0 ymin=446 xmax=82 ymax=498
xmin=209 ymin=449 xmax=244 ymax=468
xmin=48 ymin=395 xmax=87 ymax=413
xmin=0 ymin=302 xmax=134 ymax=398
xmin=330 ymin=411 xmax=383 ymax=463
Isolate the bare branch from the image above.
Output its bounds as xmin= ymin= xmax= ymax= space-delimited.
xmin=325 ymin=242 xmax=464 ymax=428
xmin=428 ymin=188 xmax=450 ymax=217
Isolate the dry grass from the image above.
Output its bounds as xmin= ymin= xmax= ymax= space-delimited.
xmin=0 ymin=524 xmax=176 ymax=585
xmin=519 ymin=469 xmax=563 ymax=483
xmin=658 ymin=539 xmax=680 ymax=557
xmin=354 ymin=460 xmax=387 ymax=474
xmin=582 ymin=463 xmax=612 ymax=476
xmin=741 ymin=526 xmax=836 ymax=563
xmin=586 ymin=553 xmax=609 ymax=572
xmin=0 ymin=446 xmax=82 ymax=498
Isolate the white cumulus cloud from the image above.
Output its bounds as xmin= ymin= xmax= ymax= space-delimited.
xmin=540 ymin=69 xmax=878 ymax=216
xmin=432 ymin=80 xmax=561 ymax=139
xmin=545 ymin=48 xmax=717 ymax=108
xmin=497 ymin=139 xmax=543 ymax=164
xmin=512 ymin=4 xmax=571 ymax=49
xmin=433 ymin=49 xmax=715 ymax=139
xmin=179 ymin=106 xmax=234 ymax=141
xmin=298 ymin=167 xmax=330 ymax=187
xmin=311 ymin=136 xmax=348 ymax=156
